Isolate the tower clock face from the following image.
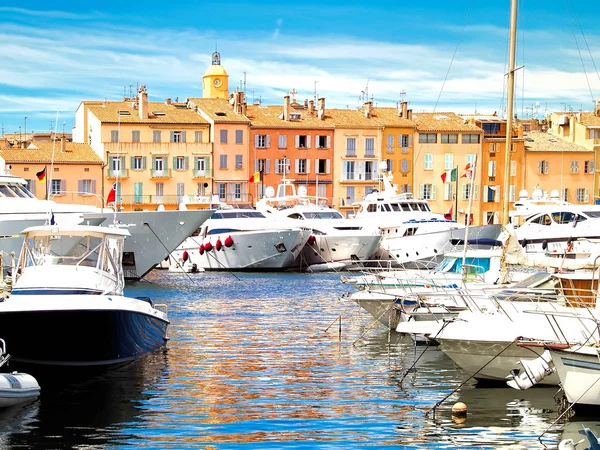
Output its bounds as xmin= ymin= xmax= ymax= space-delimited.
xmin=213 ymin=78 xmax=222 ymax=87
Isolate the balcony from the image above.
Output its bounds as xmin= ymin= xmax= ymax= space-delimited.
xmin=340 ymin=172 xmax=377 ymax=182
xmin=192 ymin=170 xmax=209 ymax=179
xmin=104 ymin=141 xmax=213 ymax=155
xmin=150 ymin=169 xmax=172 ymax=179
xmin=107 ymin=169 xmax=129 ymax=179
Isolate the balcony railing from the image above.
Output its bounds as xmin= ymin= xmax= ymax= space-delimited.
xmin=150 ymin=169 xmax=172 ymax=179
xmin=192 ymin=170 xmax=209 ymax=178
xmin=341 ymin=172 xmax=377 ymax=181
xmin=107 ymin=169 xmax=129 ymax=179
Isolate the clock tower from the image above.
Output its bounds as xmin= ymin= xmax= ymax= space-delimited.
xmin=202 ymin=51 xmax=229 ymax=99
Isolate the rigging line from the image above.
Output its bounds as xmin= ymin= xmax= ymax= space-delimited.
xmin=568 ymin=0 xmax=600 ymax=84
xmin=564 ymin=0 xmax=595 ymax=103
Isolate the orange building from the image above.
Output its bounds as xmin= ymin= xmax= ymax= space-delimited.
xmin=246 ymin=95 xmax=335 ymax=204
xmin=0 ymin=139 xmax=102 ymax=205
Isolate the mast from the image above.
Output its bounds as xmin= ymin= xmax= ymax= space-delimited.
xmin=502 ymin=0 xmax=518 ymax=225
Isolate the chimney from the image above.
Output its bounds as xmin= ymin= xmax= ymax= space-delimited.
xmin=304 ymin=98 xmax=308 ymax=109
xmin=595 ymin=100 xmax=600 ymax=117
xmin=400 ymin=101 xmax=408 ymax=118
xmin=364 ymin=100 xmax=373 ymax=118
xmin=317 ymin=97 xmax=325 ymax=120
xmin=165 ymin=98 xmax=172 ymax=105
xmin=138 ymin=85 xmax=148 ymax=120
xmin=407 ymin=109 xmax=413 ymax=121
xmin=242 ymin=102 xmax=247 ymax=116
xmin=283 ymin=95 xmax=290 ymax=121
xmin=308 ymin=100 xmax=314 ymax=113
xmin=60 ymin=135 xmax=66 ymax=152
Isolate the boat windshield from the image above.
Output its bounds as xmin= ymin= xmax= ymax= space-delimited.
xmin=302 ymin=211 xmax=344 ymax=220
xmin=550 ymin=211 xmax=587 ymax=224
xmin=581 ymin=211 xmax=600 ymax=219
xmin=0 ymin=183 xmax=36 ymax=198
xmin=212 ymin=211 xmax=266 ymax=219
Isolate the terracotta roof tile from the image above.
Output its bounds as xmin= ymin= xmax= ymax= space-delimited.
xmin=413 ymin=112 xmax=483 ymax=132
xmin=187 ymin=97 xmax=250 ymax=123
xmin=246 ymin=105 xmax=334 ymax=129
xmin=524 ymin=131 xmax=592 ymax=152
xmin=578 ymin=112 xmax=600 ymax=127
xmin=85 ymin=101 xmax=208 ymax=125
xmin=0 ymin=142 xmax=102 ymax=164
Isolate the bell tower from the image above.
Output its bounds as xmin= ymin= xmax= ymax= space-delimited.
xmin=202 ymin=51 xmax=229 ymax=99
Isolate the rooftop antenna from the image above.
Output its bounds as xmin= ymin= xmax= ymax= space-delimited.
xmin=243 ymin=71 xmax=247 ymax=93
xmin=399 ymin=90 xmax=406 ymax=102
xmin=129 ymin=84 xmax=133 ymax=98
xmin=289 ymin=88 xmax=298 ymax=102
xmin=313 ymin=81 xmax=318 ymax=105
xmin=123 ymin=86 xmax=127 ymax=98
xmin=62 ymin=121 xmax=66 ymax=135
xmin=360 ymin=78 xmax=370 ymax=103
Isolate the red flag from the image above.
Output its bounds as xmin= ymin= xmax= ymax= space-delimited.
xmin=464 ymin=163 xmax=472 ymax=171
xmin=461 ymin=171 xmax=473 ymax=179
xmin=444 ymin=205 xmax=453 ymax=221
xmin=106 ymin=183 xmax=116 ymax=204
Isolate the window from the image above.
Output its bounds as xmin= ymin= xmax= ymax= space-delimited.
xmin=278 ymin=135 xmax=286 ymax=149
xmin=153 ymin=130 xmax=161 ymax=143
xmin=562 ymin=188 xmax=568 ymax=202
xmin=132 ymin=130 xmax=140 ymax=142
xmin=234 ymin=183 xmax=241 ymax=201
xmin=466 ymin=153 xmax=476 ymax=166
xmin=176 ymin=156 xmax=185 ymax=170
xmin=419 ymin=133 xmax=437 ymax=144
xmin=444 ymin=183 xmax=452 ymax=201
xmin=316 ymin=135 xmax=329 ymax=149
xmin=256 ymin=134 xmax=270 ymax=148
xmin=235 ymin=154 xmax=243 ymax=169
xmin=346 ymin=137 xmax=356 ymax=156
xmin=386 ymin=135 xmax=394 ymax=153
xmin=276 ymin=158 xmax=290 ymax=174
xmin=195 ymin=131 xmax=203 ymax=143
xmin=590 ymin=129 xmax=600 ymax=139
xmin=133 ymin=156 xmax=143 ymax=170
xmin=365 ymin=137 xmax=375 ymax=156
xmin=538 ymin=160 xmax=549 ymax=174
xmin=218 ymin=183 xmax=226 ymax=200
xmin=400 ymin=134 xmax=411 ymax=151
xmin=79 ymin=180 xmax=92 ymax=195
xmin=444 ymin=153 xmax=454 ymax=170
xmin=235 ymin=130 xmax=243 ymax=144
xmin=488 ymin=160 xmax=497 ymax=177
xmin=51 ymin=179 xmax=63 ymax=195
xmin=134 ymin=182 xmax=143 ymax=204
xmin=110 ymin=130 xmax=119 ymax=142
xmin=462 ymin=134 xmax=480 ymax=144
xmin=195 ymin=157 xmax=207 ymax=176
xmin=424 ymin=153 xmax=433 ymax=170
xmin=441 ymin=134 xmax=458 ymax=144
xmin=155 ymin=182 xmax=164 ymax=202
xmin=576 ymin=188 xmax=589 ymax=203
xmin=316 ymin=159 xmax=330 ymax=175
xmin=364 ymin=161 xmax=375 ymax=180
xmin=400 ymin=184 xmax=411 ymax=194
xmin=419 ymin=183 xmax=435 ymax=200
xmin=344 ymin=160 xmax=355 ymax=180
xmin=383 ymin=159 xmax=393 ymax=172
xmin=220 ymin=154 xmax=228 ymax=169
xmin=154 ymin=157 xmax=164 ymax=172
xmin=510 ymin=160 xmax=516 ymax=177
xmin=461 ymin=183 xmax=479 ymax=201
xmin=296 ymin=159 xmax=308 ymax=174
xmin=345 ymin=186 xmax=355 ymax=205
xmin=570 ymin=160 xmax=579 ymax=174
xmin=171 ymin=131 xmax=185 ymax=143
xmin=482 ymin=123 xmax=500 ymax=134
xmin=296 ymin=135 xmax=310 ymax=149
xmin=490 ymin=143 xmax=497 ymax=153
xmin=256 ymin=159 xmax=270 ymax=174
xmin=220 ymin=129 xmax=228 ymax=143
xmin=401 ymin=159 xmax=408 ymax=172
xmin=509 ymin=185 xmax=515 ymax=202
xmin=585 ymin=160 xmax=595 ymax=174
xmin=486 ymin=186 xmax=500 ymax=202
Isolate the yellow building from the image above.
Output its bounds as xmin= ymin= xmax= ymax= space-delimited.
xmin=72 ymin=86 xmax=212 ymax=209
xmin=412 ymin=112 xmax=483 ymax=224
xmin=0 ymin=138 xmax=102 ymax=205
xmin=523 ymin=130 xmax=594 ymax=204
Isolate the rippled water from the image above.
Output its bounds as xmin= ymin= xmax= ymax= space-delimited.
xmin=0 ymin=270 xmax=582 ymax=448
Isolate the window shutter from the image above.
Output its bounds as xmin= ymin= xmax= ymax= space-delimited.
xmin=254 ymin=135 xmax=259 ymax=147
xmin=484 ymin=185 xmax=488 ymax=202
xmin=431 ymin=185 xmax=436 ymax=200
xmin=538 ymin=161 xmax=542 ymax=174
xmin=130 ymin=156 xmax=135 ymax=168
xmin=295 ymin=135 xmax=300 ymax=148
xmin=444 ymin=183 xmax=451 ymax=201
xmin=254 ymin=159 xmax=259 ymax=172
xmin=307 ymin=135 xmax=311 ymax=149
xmin=172 ymin=156 xmax=177 ymax=169
xmin=181 ymin=131 xmax=186 ymax=143
xmin=591 ymin=161 xmax=596 ymax=174
xmin=326 ymin=159 xmax=331 ymax=174
xmin=164 ymin=157 xmax=169 ymax=170
xmin=585 ymin=188 xmax=590 ymax=202
xmin=185 ymin=156 xmax=189 ymax=170
xmin=120 ymin=156 xmax=125 ymax=169
xmin=306 ymin=159 xmax=311 ymax=174
xmin=408 ymin=134 xmax=413 ymax=147
xmin=461 ymin=184 xmax=467 ymax=201
xmin=92 ymin=180 xmax=96 ymax=194
xmin=206 ymin=157 xmax=211 ymax=171
xmin=474 ymin=184 xmax=479 ymax=200
xmin=266 ymin=135 xmax=271 ymax=148
xmin=544 ymin=161 xmax=549 ymax=174
xmin=495 ymin=187 xmax=500 ymax=202
xmin=275 ymin=159 xmax=280 ymax=174
xmin=194 ymin=157 xmax=199 ymax=171
xmin=78 ymin=180 xmax=82 ymax=193
xmin=419 ymin=184 xmax=424 ymax=199
xmin=295 ymin=159 xmax=299 ymax=174
xmin=60 ymin=180 xmax=66 ymax=194
xmin=170 ymin=131 xmax=174 ymax=143
xmin=266 ymin=159 xmax=270 ymax=174
xmin=326 ymin=136 xmax=331 ymax=149
xmin=142 ymin=156 xmax=147 ymax=169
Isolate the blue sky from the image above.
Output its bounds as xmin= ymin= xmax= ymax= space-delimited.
xmin=1 ymin=1 xmax=599 ymax=136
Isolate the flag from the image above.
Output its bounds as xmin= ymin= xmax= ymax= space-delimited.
xmin=106 ymin=183 xmax=116 ymax=204
xmin=444 ymin=205 xmax=453 ymax=221
xmin=440 ymin=168 xmax=457 ymax=183
xmin=248 ymin=171 xmax=261 ymax=183
xmin=36 ymin=167 xmax=46 ymax=183
xmin=461 ymin=162 xmax=474 ymax=179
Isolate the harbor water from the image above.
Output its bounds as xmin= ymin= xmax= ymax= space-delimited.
xmin=0 ymin=270 xmax=593 ymax=448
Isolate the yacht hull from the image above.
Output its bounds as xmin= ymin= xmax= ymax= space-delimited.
xmin=550 ymin=347 xmax=600 ymax=405
xmin=301 ymin=234 xmax=381 ymax=267
xmin=0 ymin=295 xmax=169 ymax=370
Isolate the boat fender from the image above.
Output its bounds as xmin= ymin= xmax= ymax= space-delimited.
xmin=542 ymin=240 xmax=548 ymax=250
xmin=215 ymin=239 xmax=223 ymax=251
xmin=204 ymin=242 xmax=213 ymax=252
xmin=307 ymin=235 xmax=316 ymax=245
xmin=199 ymin=244 xmax=205 ymax=255
xmin=182 ymin=250 xmax=189 ymax=262
xmin=521 ymin=239 xmax=527 ymax=248
xmin=224 ymin=236 xmax=234 ymax=248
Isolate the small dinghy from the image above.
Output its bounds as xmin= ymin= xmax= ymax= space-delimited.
xmin=0 ymin=339 xmax=40 ymax=407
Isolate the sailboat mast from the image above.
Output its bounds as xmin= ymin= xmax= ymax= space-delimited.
xmin=502 ymin=0 xmax=518 ymax=225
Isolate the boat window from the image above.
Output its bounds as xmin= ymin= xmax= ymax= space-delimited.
xmin=552 ymin=211 xmax=578 ymax=224
xmin=424 ymin=204 xmax=431 ymax=212
xmin=208 ymin=228 xmax=241 ymax=235
xmin=435 ymin=257 xmax=459 ymax=272
xmin=390 ymin=203 xmax=400 ymax=212
xmin=212 ymin=211 xmax=266 ymax=219
xmin=417 ymin=203 xmax=428 ymax=211
xmin=541 ymin=214 xmax=552 ymax=226
xmin=454 ymin=257 xmax=491 ymax=275
xmin=367 ymin=204 xmax=377 ymax=213
xmin=303 ymin=211 xmax=344 ymax=219
xmin=0 ymin=186 xmax=16 ymax=197
xmin=383 ymin=204 xmax=392 ymax=212
xmin=401 ymin=204 xmax=411 ymax=211
xmin=12 ymin=185 xmax=34 ymax=198
xmin=403 ymin=227 xmax=418 ymax=237
xmin=287 ymin=213 xmax=304 ymax=220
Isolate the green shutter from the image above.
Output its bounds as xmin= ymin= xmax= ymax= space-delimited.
xmin=170 ymin=131 xmax=174 ymax=143
xmin=120 ymin=156 xmax=125 ymax=169
xmin=182 ymin=131 xmax=186 ymax=143
xmin=172 ymin=156 xmax=177 ymax=169
xmin=142 ymin=156 xmax=147 ymax=169
xmin=164 ymin=157 xmax=169 ymax=170
xmin=130 ymin=156 xmax=135 ymax=168
xmin=185 ymin=156 xmax=189 ymax=170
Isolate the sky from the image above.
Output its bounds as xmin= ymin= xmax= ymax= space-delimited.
xmin=1 ymin=0 xmax=600 ymax=136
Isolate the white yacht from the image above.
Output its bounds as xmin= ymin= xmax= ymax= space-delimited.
xmin=0 ymin=224 xmax=169 ymax=371
xmin=169 ymin=208 xmax=310 ymax=270
xmin=348 ymin=166 xmax=465 ymax=267
xmin=256 ymin=182 xmax=382 ymax=269
xmin=0 ymin=166 xmax=213 ymax=280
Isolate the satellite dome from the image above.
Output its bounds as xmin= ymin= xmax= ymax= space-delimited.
xmin=298 ymin=185 xmax=308 ymax=196
xmin=265 ymin=186 xmax=275 ymax=198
